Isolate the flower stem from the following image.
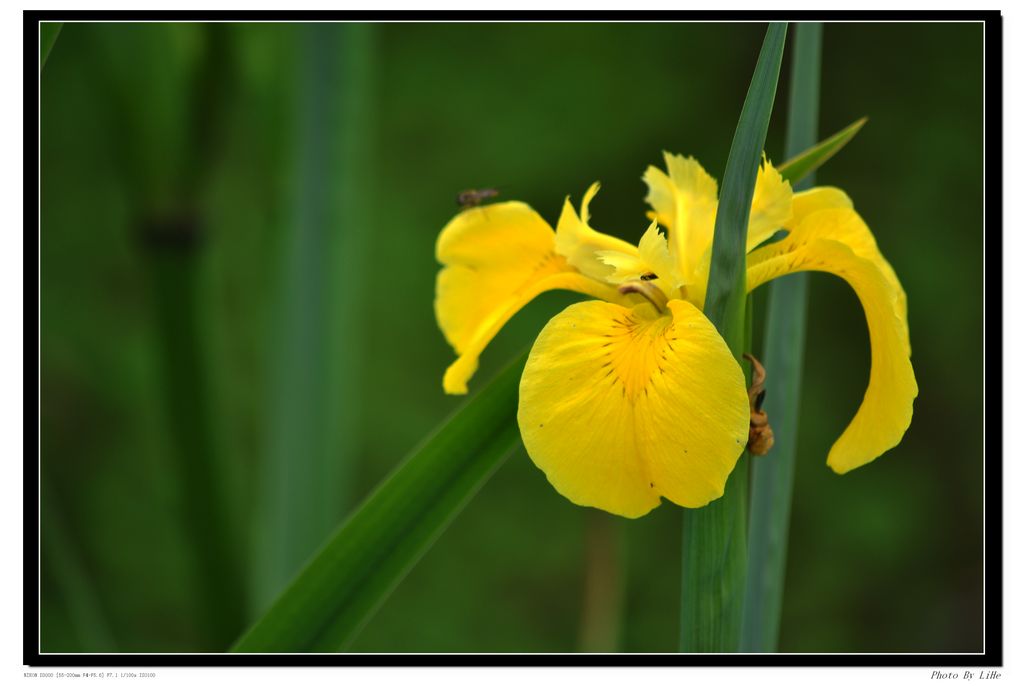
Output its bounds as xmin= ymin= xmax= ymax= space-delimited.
xmin=740 ymin=21 xmax=823 ymax=653
xmin=147 ymin=236 xmax=248 ymax=649
xmin=679 ymin=22 xmax=787 ymax=653
xmin=579 ymin=511 xmax=625 ymax=652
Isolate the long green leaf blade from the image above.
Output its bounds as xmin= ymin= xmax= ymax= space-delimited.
xmin=254 ymin=22 xmax=375 ymax=612
xmin=702 ymin=23 xmax=788 ymax=337
xmin=232 ymin=353 xmax=525 ymax=652
xmin=680 ymin=22 xmax=787 ymax=653
xmin=741 ymin=21 xmax=823 ymax=654
xmin=40 ymin=22 xmax=62 ymax=71
xmin=777 ymin=115 xmax=865 ymax=186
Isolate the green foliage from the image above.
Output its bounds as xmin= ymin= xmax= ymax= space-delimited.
xmin=232 ymin=353 xmax=526 ymax=652
xmin=702 ymin=23 xmax=788 ymax=339
xmin=778 ymin=116 xmax=866 ymax=186
xmin=39 ymin=22 xmax=984 ymax=654
xmin=742 ymin=22 xmax=823 ymax=653
xmin=680 ymin=22 xmax=787 ymax=653
xmin=254 ymin=22 xmax=376 ymax=611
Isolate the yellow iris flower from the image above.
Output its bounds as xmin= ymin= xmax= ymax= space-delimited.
xmin=434 ymin=153 xmax=917 ymax=518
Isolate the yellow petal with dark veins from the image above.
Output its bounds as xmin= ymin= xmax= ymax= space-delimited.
xmin=518 ymin=299 xmax=748 ymax=517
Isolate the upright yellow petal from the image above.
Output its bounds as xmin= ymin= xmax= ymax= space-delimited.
xmin=746 ymin=208 xmax=917 ymax=473
xmin=684 ymin=187 xmax=861 ymax=313
xmin=436 ymin=201 xmax=621 ymax=394
xmin=553 ymin=183 xmax=639 ymax=282
xmin=747 ymin=159 xmax=793 ymax=250
xmin=518 ymin=299 xmax=748 ymax=517
xmin=596 ymin=221 xmax=684 ymax=297
xmin=642 ymin=153 xmax=718 ymax=284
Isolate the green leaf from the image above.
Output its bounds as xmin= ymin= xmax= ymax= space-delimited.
xmin=680 ymin=22 xmax=787 ymax=653
xmin=254 ymin=22 xmax=376 ymax=611
xmin=40 ymin=22 xmax=62 ymax=71
xmin=232 ymin=353 xmax=526 ymax=652
xmin=742 ymin=21 xmax=823 ymax=653
xmin=702 ymin=22 xmax=788 ymax=341
xmin=777 ymin=115 xmax=866 ymax=186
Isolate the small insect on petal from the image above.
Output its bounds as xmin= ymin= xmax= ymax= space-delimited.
xmin=743 ymin=353 xmax=775 ymax=456
xmin=456 ymin=188 xmax=500 ymax=208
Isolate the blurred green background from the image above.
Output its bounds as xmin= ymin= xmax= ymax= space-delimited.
xmin=39 ymin=21 xmax=983 ymax=653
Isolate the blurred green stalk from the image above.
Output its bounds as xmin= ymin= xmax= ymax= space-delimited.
xmin=741 ymin=22 xmax=822 ymax=653
xmin=578 ymin=512 xmax=625 ymax=652
xmin=679 ymin=22 xmax=786 ymax=653
xmin=254 ymin=23 xmax=375 ymax=610
xmin=114 ymin=25 xmax=246 ymax=650
xmin=148 ymin=233 xmax=247 ymax=649
xmin=40 ymin=22 xmax=62 ymax=70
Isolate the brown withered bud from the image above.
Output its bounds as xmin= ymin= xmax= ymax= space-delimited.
xmin=743 ymin=353 xmax=775 ymax=456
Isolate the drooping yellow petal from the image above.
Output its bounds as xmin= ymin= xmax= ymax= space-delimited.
xmin=553 ymin=183 xmax=639 ymax=282
xmin=787 ymin=186 xmax=852 ymax=228
xmin=777 ymin=203 xmax=907 ymax=328
xmin=642 ymin=153 xmax=718 ymax=284
xmin=436 ymin=201 xmax=622 ymax=394
xmin=746 ymin=208 xmax=917 ymax=473
xmin=518 ymin=299 xmax=748 ymax=517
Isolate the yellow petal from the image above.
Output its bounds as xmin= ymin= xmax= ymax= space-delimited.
xmin=596 ymin=220 xmax=683 ymax=297
xmin=775 ymin=204 xmax=907 ymax=328
xmin=636 ymin=221 xmax=681 ymax=286
xmin=746 ymin=208 xmax=917 ymax=473
xmin=553 ymin=183 xmax=639 ymax=282
xmin=642 ymin=153 xmax=718 ymax=284
xmin=518 ymin=299 xmax=748 ymax=517
xmin=435 ymin=201 xmax=621 ymax=394
xmin=747 ymin=158 xmax=793 ymax=250
xmin=436 ymin=201 xmax=556 ymax=353
xmin=787 ymin=186 xmax=852 ymax=228
xmin=685 ymin=186 xmax=860 ymax=313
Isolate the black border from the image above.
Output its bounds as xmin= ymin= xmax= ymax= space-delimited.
xmin=25 ymin=9 xmax=1003 ymax=669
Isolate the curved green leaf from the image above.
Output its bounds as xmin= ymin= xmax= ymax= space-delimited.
xmin=232 ymin=353 xmax=526 ymax=652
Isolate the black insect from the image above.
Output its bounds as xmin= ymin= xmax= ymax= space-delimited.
xmin=640 ymin=272 xmax=658 ymax=281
